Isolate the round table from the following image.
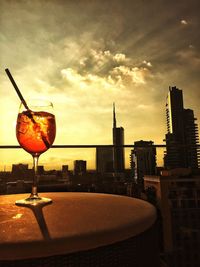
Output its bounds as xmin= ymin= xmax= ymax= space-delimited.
xmin=0 ymin=192 xmax=158 ymax=266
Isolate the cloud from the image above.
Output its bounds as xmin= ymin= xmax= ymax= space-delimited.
xmin=143 ymin=60 xmax=152 ymax=67
xmin=110 ymin=65 xmax=150 ymax=85
xmin=113 ymin=53 xmax=127 ymax=63
xmin=180 ymin=19 xmax=188 ymax=25
xmin=61 ymin=49 xmax=153 ymax=90
xmin=61 ymin=67 xmax=117 ymax=90
xmin=77 ymin=49 xmax=130 ymax=76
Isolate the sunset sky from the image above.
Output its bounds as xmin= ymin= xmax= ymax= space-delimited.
xmin=0 ymin=0 xmax=200 ymax=170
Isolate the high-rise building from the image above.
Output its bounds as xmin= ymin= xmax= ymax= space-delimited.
xmin=96 ymin=147 xmax=114 ymax=174
xmin=95 ymin=104 xmax=125 ymax=176
xmin=164 ymin=86 xmax=200 ymax=169
xmin=183 ymin=109 xmax=199 ymax=168
xmin=130 ymin=140 xmax=156 ymax=185
xmin=113 ymin=103 xmax=125 ymax=173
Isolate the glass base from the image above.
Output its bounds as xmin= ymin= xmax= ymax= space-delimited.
xmin=15 ymin=196 xmax=52 ymax=206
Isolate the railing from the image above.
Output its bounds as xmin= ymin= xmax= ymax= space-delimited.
xmin=0 ymin=144 xmax=166 ymax=148
xmin=0 ymin=143 xmax=166 ymax=172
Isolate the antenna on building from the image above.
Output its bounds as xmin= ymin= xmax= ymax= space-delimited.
xmin=113 ymin=102 xmax=116 ymax=128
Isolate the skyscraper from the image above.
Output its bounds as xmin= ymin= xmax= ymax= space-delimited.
xmin=96 ymin=104 xmax=125 ymax=175
xmin=130 ymin=140 xmax=156 ymax=185
xmin=164 ymin=86 xmax=200 ymax=169
xmin=113 ymin=103 xmax=125 ymax=173
xmin=183 ymin=109 xmax=199 ymax=168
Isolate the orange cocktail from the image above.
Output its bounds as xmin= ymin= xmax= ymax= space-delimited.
xmin=15 ymin=99 xmax=56 ymax=206
xmin=16 ymin=110 xmax=56 ymax=155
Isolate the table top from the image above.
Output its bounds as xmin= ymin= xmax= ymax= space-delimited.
xmin=0 ymin=192 xmax=156 ymax=260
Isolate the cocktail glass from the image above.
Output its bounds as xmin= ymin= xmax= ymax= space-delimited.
xmin=15 ymin=99 xmax=56 ymax=206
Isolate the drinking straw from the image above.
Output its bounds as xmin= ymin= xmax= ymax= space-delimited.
xmin=5 ymin=68 xmax=30 ymax=111
xmin=5 ymin=68 xmax=50 ymax=148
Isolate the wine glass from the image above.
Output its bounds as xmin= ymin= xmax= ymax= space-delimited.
xmin=15 ymin=99 xmax=56 ymax=206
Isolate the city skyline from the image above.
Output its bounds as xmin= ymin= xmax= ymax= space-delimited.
xmin=0 ymin=0 xmax=200 ymax=170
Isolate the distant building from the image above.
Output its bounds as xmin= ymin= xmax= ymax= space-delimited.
xmin=164 ymin=86 xmax=200 ymax=169
xmin=96 ymin=103 xmax=125 ymax=176
xmin=74 ymin=160 xmax=87 ymax=176
xmin=11 ymin=163 xmax=33 ymax=181
xmin=96 ymin=147 xmax=114 ymax=174
xmin=61 ymin=165 xmax=70 ymax=183
xmin=62 ymin=165 xmax=69 ymax=172
xmin=12 ymin=163 xmax=28 ymax=174
xmin=144 ymin=169 xmax=200 ymax=267
xmin=38 ymin=165 xmax=44 ymax=175
xmin=130 ymin=140 xmax=156 ymax=186
xmin=113 ymin=103 xmax=125 ymax=173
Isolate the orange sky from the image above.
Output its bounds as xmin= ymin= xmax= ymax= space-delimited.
xmin=0 ymin=0 xmax=200 ymax=171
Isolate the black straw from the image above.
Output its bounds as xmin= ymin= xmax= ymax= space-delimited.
xmin=5 ymin=68 xmax=29 ymax=110
xmin=5 ymin=68 xmax=50 ymax=149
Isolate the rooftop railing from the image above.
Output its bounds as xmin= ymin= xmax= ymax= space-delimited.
xmin=0 ymin=144 xmax=166 ymax=148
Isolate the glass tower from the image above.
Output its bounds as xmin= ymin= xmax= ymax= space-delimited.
xmin=164 ymin=86 xmax=199 ymax=169
xmin=112 ymin=103 xmax=125 ymax=173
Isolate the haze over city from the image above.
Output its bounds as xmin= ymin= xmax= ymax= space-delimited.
xmin=0 ymin=0 xmax=200 ymax=170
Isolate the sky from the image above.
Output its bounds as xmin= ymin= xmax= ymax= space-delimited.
xmin=0 ymin=0 xmax=200 ymax=170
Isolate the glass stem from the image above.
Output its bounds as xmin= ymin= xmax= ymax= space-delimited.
xmin=31 ymin=154 xmax=40 ymax=199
